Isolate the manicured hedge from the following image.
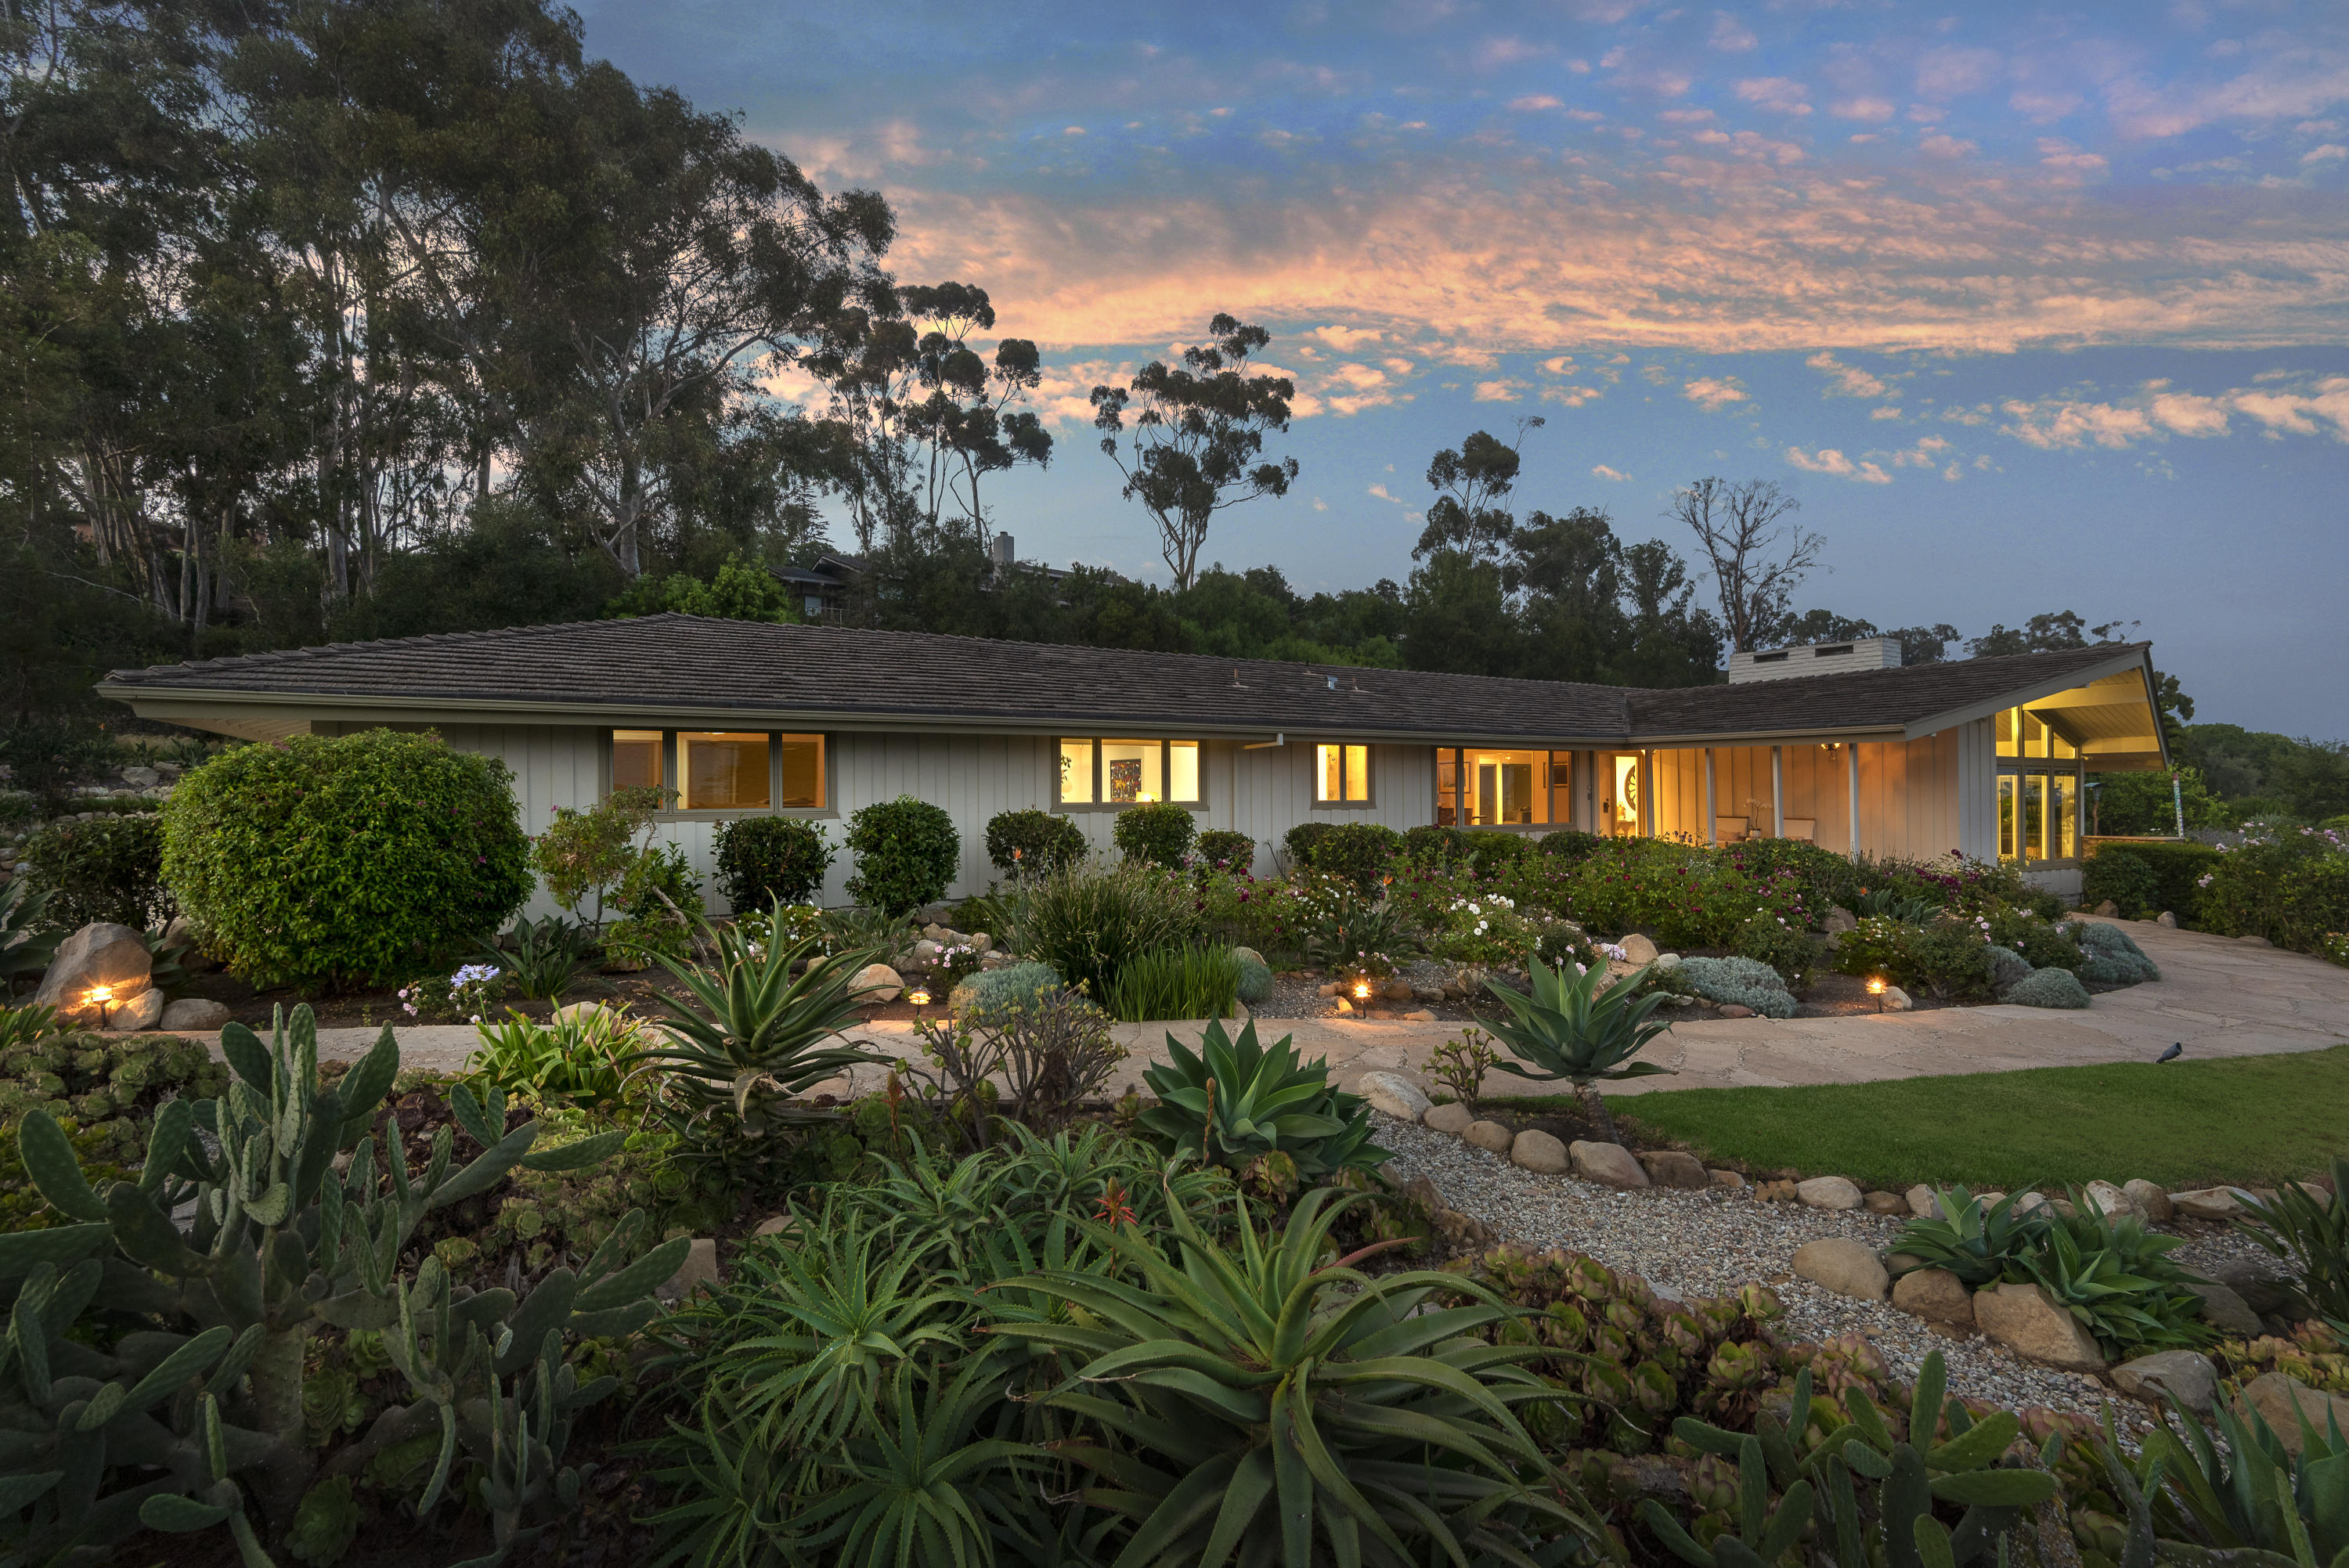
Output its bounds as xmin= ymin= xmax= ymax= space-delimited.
xmin=1111 ymin=801 xmax=1197 ymax=869
xmin=23 ymin=811 xmax=172 ymax=931
xmin=2196 ymin=832 xmax=2349 ymax=953
xmin=843 ymin=795 xmax=959 ymax=914
xmin=160 ymin=729 xmax=530 ymax=987
xmin=2083 ymin=838 xmax=2219 ymax=921
xmin=983 ymin=808 xmax=1087 ymax=878
xmin=713 ymin=816 xmax=833 ymax=910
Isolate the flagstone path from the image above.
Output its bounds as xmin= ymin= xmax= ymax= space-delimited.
xmin=188 ymin=918 xmax=2349 ymax=1101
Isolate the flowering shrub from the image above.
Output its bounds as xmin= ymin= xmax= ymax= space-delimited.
xmin=2322 ymin=932 xmax=2349 ymax=968
xmin=1193 ymin=828 xmax=1255 ymax=871
xmin=399 ymin=961 xmax=507 ymax=1023
xmin=1983 ymin=901 xmax=2084 ymax=971
xmin=731 ymin=903 xmax=826 ymax=957
xmin=2196 ymin=826 xmax=2349 ymax=955
xmin=1727 ymin=910 xmax=1817 ymax=991
xmin=1427 ymin=891 xmax=1542 ymax=968
xmin=1567 ymin=840 xmax=1805 ymax=950
xmin=984 ymin=808 xmax=1088 ymax=878
xmin=1831 ymin=915 xmax=1995 ymax=1002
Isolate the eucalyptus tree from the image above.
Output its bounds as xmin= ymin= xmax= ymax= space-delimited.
xmin=1090 ymin=313 xmax=1297 ymax=591
xmin=1665 ymin=475 xmax=1825 ymax=654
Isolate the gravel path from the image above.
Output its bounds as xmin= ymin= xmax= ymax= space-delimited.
xmin=1376 ymin=1112 xmax=2275 ymax=1423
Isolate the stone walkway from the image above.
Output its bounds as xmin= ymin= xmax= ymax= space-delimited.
xmin=178 ymin=919 xmax=2349 ymax=1101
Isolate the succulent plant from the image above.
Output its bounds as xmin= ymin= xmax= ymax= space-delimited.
xmin=0 ymin=1004 xmax=684 ymax=1565
xmin=1135 ymin=1017 xmax=1388 ymax=1176
xmin=2077 ymin=1386 xmax=2349 ymax=1568
xmin=1481 ymin=951 xmax=1676 ymax=1142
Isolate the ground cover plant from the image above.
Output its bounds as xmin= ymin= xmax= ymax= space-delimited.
xmin=1604 ymin=1044 xmax=2349 ymax=1191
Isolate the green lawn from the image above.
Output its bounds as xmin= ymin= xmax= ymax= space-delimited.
xmin=1510 ymin=1045 xmax=2349 ymax=1192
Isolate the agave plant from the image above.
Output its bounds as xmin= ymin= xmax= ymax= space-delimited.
xmin=1889 ymin=1188 xmax=2051 ymax=1289
xmin=486 ymin=914 xmax=594 ymax=1003
xmin=1136 ymin=1017 xmax=1387 ymax=1177
xmin=1009 ymin=1181 xmax=1598 ymax=1567
xmin=0 ymin=878 xmax=60 ymax=984
xmin=2118 ymin=1385 xmax=2349 ymax=1567
xmin=627 ymin=900 xmax=889 ymax=1134
xmin=2238 ymin=1156 xmax=2349 ymax=1327
xmin=1482 ymin=951 xmax=1676 ymax=1143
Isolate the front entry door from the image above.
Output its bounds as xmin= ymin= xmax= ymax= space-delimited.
xmin=1597 ymin=751 xmax=1643 ymax=837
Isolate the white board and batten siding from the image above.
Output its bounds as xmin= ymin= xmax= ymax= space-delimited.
xmin=345 ymin=723 xmax=1432 ymax=920
xmin=1646 ymin=722 xmax=1991 ymax=864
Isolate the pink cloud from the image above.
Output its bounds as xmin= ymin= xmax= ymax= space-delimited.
xmin=1784 ymin=446 xmax=1892 ymax=483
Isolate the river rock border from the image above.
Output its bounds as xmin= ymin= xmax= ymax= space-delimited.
xmin=1358 ymin=1071 xmax=2330 ymax=1386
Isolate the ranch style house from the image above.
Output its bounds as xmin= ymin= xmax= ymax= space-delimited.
xmin=99 ymin=618 xmax=2172 ymax=913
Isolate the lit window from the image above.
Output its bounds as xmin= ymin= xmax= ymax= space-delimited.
xmin=778 ymin=735 xmax=824 ymax=808
xmin=1104 ymin=739 xmax=1164 ymax=803
xmin=1169 ymin=741 xmax=1199 ymax=803
xmin=1315 ymin=744 xmax=1370 ymax=804
xmin=1059 ymin=740 xmax=1095 ymax=804
xmin=1056 ymin=739 xmax=1203 ymax=806
xmin=680 ymin=732 xmax=770 ymax=811
xmin=612 ymin=730 xmax=663 ymax=793
xmin=1435 ymin=746 xmax=1568 ymax=826
xmin=1995 ymin=708 xmax=2021 ymax=758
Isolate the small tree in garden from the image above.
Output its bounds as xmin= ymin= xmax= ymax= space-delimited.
xmin=531 ymin=784 xmax=672 ymax=930
xmin=983 ymin=807 xmax=1086 ymax=878
xmin=844 ymin=795 xmax=959 ymax=914
xmin=1112 ymin=801 xmax=1196 ymax=868
xmin=161 ymin=729 xmax=530 ymax=988
xmin=22 ymin=811 xmax=173 ymax=930
xmin=713 ymin=816 xmax=834 ymax=909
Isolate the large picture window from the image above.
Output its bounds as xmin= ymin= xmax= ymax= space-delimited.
xmin=607 ymin=730 xmax=826 ymax=814
xmin=1057 ymin=737 xmax=1201 ymax=808
xmin=1315 ymin=744 xmax=1370 ymax=804
xmin=1436 ymin=747 xmax=1571 ymax=827
xmin=1991 ymin=705 xmax=2083 ymax=863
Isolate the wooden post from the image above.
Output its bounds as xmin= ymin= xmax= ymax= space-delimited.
xmin=1642 ymin=750 xmax=1656 ymax=838
xmin=1847 ymin=743 xmax=1861 ymax=862
xmin=1770 ymin=745 xmax=1784 ymax=838
xmin=1704 ymin=748 xmax=1718 ymax=845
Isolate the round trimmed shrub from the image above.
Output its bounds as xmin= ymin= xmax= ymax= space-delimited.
xmin=843 ymin=795 xmax=960 ymax=915
xmin=984 ymin=808 xmax=1087 ymax=878
xmin=1463 ymin=831 xmax=1537 ymax=876
xmin=2003 ymin=966 xmax=2091 ymax=1008
xmin=160 ymin=729 xmax=530 ymax=988
xmin=713 ymin=816 xmax=834 ymax=910
xmin=1283 ymin=820 xmax=1337 ymax=868
xmin=1402 ymin=824 xmax=1474 ymax=864
xmin=1730 ymin=911 xmax=1819 ymax=992
xmin=1112 ymin=802 xmax=1197 ymax=869
xmin=1194 ymin=828 xmax=1255 ymax=871
xmin=23 ymin=811 xmax=173 ymax=931
xmin=1301 ymin=820 xmax=1404 ymax=895
xmin=1985 ymin=943 xmax=2033 ymax=994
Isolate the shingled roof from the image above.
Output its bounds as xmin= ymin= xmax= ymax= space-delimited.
xmin=100 ymin=615 xmax=2157 ymax=747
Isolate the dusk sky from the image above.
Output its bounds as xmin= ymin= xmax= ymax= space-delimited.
xmin=573 ymin=0 xmax=2349 ymax=740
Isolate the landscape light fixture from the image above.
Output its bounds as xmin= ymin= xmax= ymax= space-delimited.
xmin=85 ymin=983 xmax=117 ymax=1025
xmin=1867 ymin=976 xmax=1885 ymax=1013
xmin=1352 ymin=979 xmax=1373 ymax=1003
xmin=905 ymin=986 xmax=931 ymax=1007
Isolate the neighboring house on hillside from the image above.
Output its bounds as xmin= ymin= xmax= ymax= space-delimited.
xmin=99 ymin=622 xmax=2169 ymax=914
xmin=769 ymin=535 xmax=1077 ymax=622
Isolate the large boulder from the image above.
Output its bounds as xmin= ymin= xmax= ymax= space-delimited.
xmin=848 ymin=963 xmax=904 ymax=1003
xmin=1424 ymin=1102 xmax=1475 ymax=1135
xmin=1796 ymin=1176 xmax=1864 ymax=1211
xmin=1617 ymin=932 xmax=1661 ymax=965
xmin=1891 ymin=1267 xmax=1975 ymax=1327
xmin=2211 ymin=1260 xmax=2301 ymax=1317
xmin=1906 ymin=1184 xmax=1946 ymax=1218
xmin=1569 ymin=1141 xmax=1651 ymax=1189
xmin=2123 ymin=1180 xmax=2174 ymax=1224
xmin=2113 ymin=1351 xmax=2217 ymax=1416
xmin=2170 ymin=1188 xmax=2246 ymax=1220
xmin=1974 ymin=1282 xmax=2106 ymax=1372
xmin=32 ymin=922 xmax=153 ymax=1025
xmin=2240 ymin=1374 xmax=2349 ymax=1453
xmin=1510 ymin=1130 xmax=1571 ymax=1174
xmin=160 ymin=997 xmax=231 ymax=1031
xmin=1792 ymin=1238 xmax=1888 ymax=1302
xmin=1636 ymin=1150 xmax=1709 ymax=1190
xmin=2083 ymin=1181 xmax=2143 ymax=1222
xmin=656 ymin=1238 xmax=721 ymax=1306
xmin=2183 ymin=1281 xmax=2263 ymax=1337
xmin=1356 ymin=1071 xmax=1431 ymax=1123
xmin=1464 ymin=1120 xmax=1515 ymax=1154
xmin=107 ymin=987 xmax=166 ymax=1031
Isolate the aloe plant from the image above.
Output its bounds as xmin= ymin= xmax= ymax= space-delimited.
xmin=0 ymin=1004 xmax=683 ymax=1565
xmin=2239 ymin=1156 xmax=2349 ymax=1327
xmin=627 ymin=902 xmax=889 ymax=1134
xmin=1136 ymin=1017 xmax=1387 ymax=1177
xmin=2115 ymin=1388 xmax=2349 ymax=1568
xmin=1481 ymin=951 xmax=1676 ymax=1142
xmin=1009 ymin=1181 xmax=1599 ymax=1566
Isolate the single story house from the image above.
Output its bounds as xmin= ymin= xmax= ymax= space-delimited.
xmin=100 ymin=619 xmax=2170 ymax=913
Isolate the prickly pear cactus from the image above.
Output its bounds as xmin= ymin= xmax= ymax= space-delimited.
xmin=0 ymin=1004 xmax=686 ymax=1566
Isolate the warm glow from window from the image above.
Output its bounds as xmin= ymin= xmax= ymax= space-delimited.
xmin=1103 ymin=740 xmax=1163 ymax=804
xmin=1315 ymin=744 xmax=1371 ymax=804
xmin=1059 ymin=739 xmax=1095 ymax=804
xmin=778 ymin=735 xmax=824 ymax=808
xmin=612 ymin=730 xmax=662 ymax=792
xmin=1169 ymin=741 xmax=1200 ymax=803
xmin=1610 ymin=754 xmax=1640 ymax=835
xmin=680 ymin=733 xmax=770 ymax=810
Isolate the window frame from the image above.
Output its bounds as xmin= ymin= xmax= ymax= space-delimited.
xmin=1312 ymin=743 xmax=1375 ymax=809
xmin=1052 ymin=736 xmax=1205 ymax=813
xmin=601 ymin=728 xmax=835 ymax=821
xmin=1433 ymin=745 xmax=1573 ymax=831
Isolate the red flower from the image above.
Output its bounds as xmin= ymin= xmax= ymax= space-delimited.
xmin=1095 ymin=1180 xmax=1138 ymax=1227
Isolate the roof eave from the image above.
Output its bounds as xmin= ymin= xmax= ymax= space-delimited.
xmin=1898 ymin=647 xmax=2161 ymax=745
